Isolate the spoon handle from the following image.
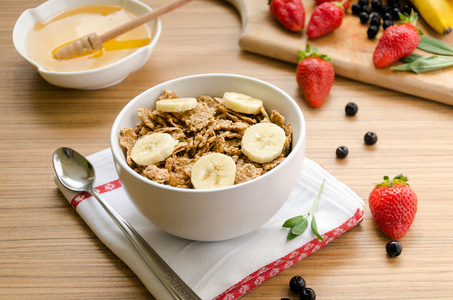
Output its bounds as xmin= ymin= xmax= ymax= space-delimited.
xmin=89 ymin=187 xmax=201 ymax=300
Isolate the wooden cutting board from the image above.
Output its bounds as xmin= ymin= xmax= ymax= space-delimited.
xmin=225 ymin=0 xmax=453 ymax=106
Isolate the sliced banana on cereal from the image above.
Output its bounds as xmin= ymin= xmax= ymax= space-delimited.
xmin=222 ymin=92 xmax=263 ymax=115
xmin=156 ymin=97 xmax=197 ymax=112
xmin=241 ymin=123 xmax=286 ymax=164
xmin=191 ymin=153 xmax=236 ymax=189
xmin=131 ymin=132 xmax=178 ymax=166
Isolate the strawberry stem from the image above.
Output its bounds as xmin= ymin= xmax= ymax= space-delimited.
xmin=298 ymin=44 xmax=331 ymax=63
xmin=333 ymin=0 xmax=347 ymax=11
xmin=375 ymin=174 xmax=410 ymax=187
xmin=399 ymin=9 xmax=418 ymax=26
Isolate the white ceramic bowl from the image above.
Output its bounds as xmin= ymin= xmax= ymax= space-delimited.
xmin=12 ymin=0 xmax=161 ymax=90
xmin=110 ymin=74 xmax=306 ymax=241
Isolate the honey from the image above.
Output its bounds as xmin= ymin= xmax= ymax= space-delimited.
xmin=26 ymin=5 xmax=152 ymax=72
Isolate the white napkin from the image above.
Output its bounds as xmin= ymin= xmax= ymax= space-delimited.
xmin=54 ymin=148 xmax=364 ymax=300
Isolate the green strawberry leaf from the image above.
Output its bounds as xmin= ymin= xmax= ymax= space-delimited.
xmin=298 ymin=44 xmax=331 ymax=63
xmin=394 ymin=174 xmax=408 ymax=181
xmin=332 ymin=0 xmax=347 ymax=11
xmin=375 ymin=174 xmax=410 ymax=187
xmin=398 ymin=10 xmax=418 ymax=26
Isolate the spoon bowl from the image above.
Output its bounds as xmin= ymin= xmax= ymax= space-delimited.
xmin=53 ymin=147 xmax=95 ymax=192
xmin=52 ymin=147 xmax=200 ymax=300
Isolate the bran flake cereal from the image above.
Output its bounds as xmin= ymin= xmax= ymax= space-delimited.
xmin=119 ymin=90 xmax=292 ymax=189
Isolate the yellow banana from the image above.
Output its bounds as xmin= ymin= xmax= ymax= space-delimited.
xmin=409 ymin=0 xmax=453 ymax=35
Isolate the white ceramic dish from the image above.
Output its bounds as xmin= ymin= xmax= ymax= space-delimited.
xmin=110 ymin=74 xmax=306 ymax=241
xmin=12 ymin=0 xmax=161 ymax=90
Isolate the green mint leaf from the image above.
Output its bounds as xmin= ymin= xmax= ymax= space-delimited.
xmin=391 ymin=63 xmax=413 ymax=72
xmin=311 ymin=216 xmax=325 ymax=242
xmin=282 ymin=215 xmax=305 ymax=228
xmin=392 ymin=55 xmax=453 ymax=73
xmin=287 ymin=230 xmax=299 ymax=241
xmin=291 ymin=218 xmax=309 ymax=236
xmin=418 ymin=36 xmax=453 ymax=56
xmin=283 ymin=179 xmax=326 ymax=241
xmin=409 ymin=56 xmax=453 ymax=73
xmin=400 ymin=53 xmax=426 ymax=63
xmin=394 ymin=36 xmax=453 ymax=74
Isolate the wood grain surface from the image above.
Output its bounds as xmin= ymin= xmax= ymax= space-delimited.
xmin=230 ymin=0 xmax=453 ymax=105
xmin=1 ymin=0 xmax=453 ymax=299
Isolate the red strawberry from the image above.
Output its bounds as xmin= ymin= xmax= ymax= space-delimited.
xmin=306 ymin=1 xmax=346 ymax=38
xmin=315 ymin=0 xmax=350 ymax=11
xmin=296 ymin=45 xmax=335 ymax=107
xmin=269 ymin=0 xmax=306 ymax=32
xmin=369 ymin=174 xmax=418 ymax=239
xmin=373 ymin=11 xmax=420 ymax=68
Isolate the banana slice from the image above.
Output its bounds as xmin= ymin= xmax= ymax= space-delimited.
xmin=222 ymin=92 xmax=263 ymax=115
xmin=191 ymin=153 xmax=236 ymax=189
xmin=241 ymin=123 xmax=286 ymax=164
xmin=131 ymin=133 xmax=178 ymax=166
xmin=156 ymin=98 xmax=197 ymax=112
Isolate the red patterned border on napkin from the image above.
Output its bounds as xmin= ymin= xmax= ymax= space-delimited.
xmin=70 ymin=179 xmax=122 ymax=209
xmin=214 ymin=208 xmax=364 ymax=300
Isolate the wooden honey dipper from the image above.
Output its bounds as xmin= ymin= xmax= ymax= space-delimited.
xmin=53 ymin=0 xmax=194 ymax=60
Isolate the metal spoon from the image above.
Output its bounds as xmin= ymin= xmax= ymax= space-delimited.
xmin=52 ymin=147 xmax=200 ymax=300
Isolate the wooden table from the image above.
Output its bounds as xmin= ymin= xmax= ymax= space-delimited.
xmin=2 ymin=0 xmax=453 ymax=299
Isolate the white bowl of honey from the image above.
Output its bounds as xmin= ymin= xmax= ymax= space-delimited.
xmin=13 ymin=0 xmax=161 ymax=90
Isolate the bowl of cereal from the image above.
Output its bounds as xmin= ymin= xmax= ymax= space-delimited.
xmin=110 ymin=74 xmax=306 ymax=241
xmin=12 ymin=0 xmax=161 ymax=89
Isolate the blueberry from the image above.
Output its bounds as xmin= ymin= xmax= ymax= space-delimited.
xmin=359 ymin=12 xmax=370 ymax=24
xmin=299 ymin=288 xmax=316 ymax=300
xmin=358 ymin=0 xmax=369 ymax=7
xmin=289 ymin=276 xmax=306 ymax=294
xmin=345 ymin=102 xmax=358 ymax=116
xmin=392 ymin=7 xmax=401 ymax=20
xmin=402 ymin=4 xmax=412 ymax=15
xmin=383 ymin=19 xmax=393 ymax=30
xmin=382 ymin=12 xmax=393 ymax=20
xmin=371 ymin=0 xmax=381 ymax=11
xmin=387 ymin=0 xmax=398 ymax=6
xmin=361 ymin=5 xmax=372 ymax=14
xmin=364 ymin=131 xmax=378 ymax=145
xmin=380 ymin=5 xmax=390 ymax=15
xmin=390 ymin=2 xmax=400 ymax=9
xmin=351 ymin=3 xmax=361 ymax=15
xmin=336 ymin=146 xmax=349 ymax=159
xmin=386 ymin=240 xmax=403 ymax=257
xmin=367 ymin=25 xmax=379 ymax=39
xmin=370 ymin=13 xmax=381 ymax=26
